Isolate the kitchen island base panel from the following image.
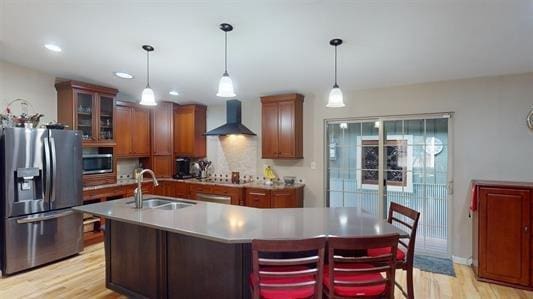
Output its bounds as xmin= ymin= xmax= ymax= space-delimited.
xmin=105 ymin=220 xmax=251 ymax=299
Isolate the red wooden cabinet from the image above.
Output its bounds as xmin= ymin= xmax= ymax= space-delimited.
xmin=245 ymin=188 xmax=271 ymax=208
xmin=151 ymin=102 xmax=174 ymax=178
xmin=473 ymin=181 xmax=532 ymax=290
xmin=174 ymin=104 xmax=207 ymax=158
xmin=115 ymin=101 xmax=151 ymax=157
xmin=260 ymin=94 xmax=303 ymax=159
xmin=56 ymin=80 xmax=118 ymax=146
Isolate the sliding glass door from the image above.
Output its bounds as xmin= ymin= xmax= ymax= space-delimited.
xmin=326 ymin=114 xmax=451 ymax=256
xmin=327 ymin=120 xmax=381 ymax=215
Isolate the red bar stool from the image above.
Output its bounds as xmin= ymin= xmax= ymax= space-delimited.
xmin=367 ymin=202 xmax=420 ymax=299
xmin=323 ymin=234 xmax=400 ymax=299
xmin=250 ymin=237 xmax=326 ymax=299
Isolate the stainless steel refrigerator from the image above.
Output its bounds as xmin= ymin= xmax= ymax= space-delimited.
xmin=0 ymin=127 xmax=83 ymax=275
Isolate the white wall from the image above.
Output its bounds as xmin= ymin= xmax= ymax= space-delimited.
xmin=207 ymin=72 xmax=533 ymax=259
xmin=0 ymin=60 xmax=57 ymax=124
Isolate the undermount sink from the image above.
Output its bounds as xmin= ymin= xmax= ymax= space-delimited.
xmin=127 ymin=198 xmax=196 ymax=210
xmin=156 ymin=202 xmax=195 ymax=210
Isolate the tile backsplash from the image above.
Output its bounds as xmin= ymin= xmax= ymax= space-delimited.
xmin=117 ymin=158 xmax=140 ymax=179
xmin=206 ymin=135 xmax=258 ymax=178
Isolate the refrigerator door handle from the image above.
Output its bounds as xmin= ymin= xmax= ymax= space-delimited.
xmin=16 ymin=210 xmax=75 ymax=224
xmin=43 ymin=137 xmax=52 ymax=203
xmin=50 ymin=137 xmax=57 ymax=205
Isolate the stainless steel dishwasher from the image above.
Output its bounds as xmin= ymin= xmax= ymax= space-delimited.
xmin=196 ymin=193 xmax=231 ymax=204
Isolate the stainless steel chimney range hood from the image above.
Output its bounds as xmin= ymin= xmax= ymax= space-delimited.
xmin=205 ymin=100 xmax=256 ymax=136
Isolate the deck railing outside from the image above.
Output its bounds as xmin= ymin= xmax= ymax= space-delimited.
xmin=329 ymin=180 xmax=448 ymax=255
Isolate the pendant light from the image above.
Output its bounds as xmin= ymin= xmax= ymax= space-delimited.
xmin=216 ymin=23 xmax=236 ymax=97
xmin=140 ymin=45 xmax=157 ymax=106
xmin=326 ymin=39 xmax=345 ymax=108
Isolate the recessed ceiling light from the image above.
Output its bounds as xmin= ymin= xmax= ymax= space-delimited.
xmin=44 ymin=43 xmax=62 ymax=52
xmin=114 ymin=72 xmax=134 ymax=79
xmin=169 ymin=90 xmax=179 ymax=96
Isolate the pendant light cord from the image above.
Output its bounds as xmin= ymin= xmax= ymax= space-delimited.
xmin=224 ymin=31 xmax=228 ymax=73
xmin=146 ymin=50 xmax=150 ymax=88
xmin=334 ymin=45 xmax=338 ymax=87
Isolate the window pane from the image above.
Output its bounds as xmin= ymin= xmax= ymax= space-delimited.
xmin=384 ymin=120 xmax=402 ymax=138
xmin=405 ymin=119 xmax=425 ymax=145
xmin=362 ymin=122 xmax=378 ymax=138
xmin=426 ymin=118 xmax=448 ymax=145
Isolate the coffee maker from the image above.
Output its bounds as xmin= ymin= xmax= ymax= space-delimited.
xmin=175 ymin=157 xmax=192 ymax=179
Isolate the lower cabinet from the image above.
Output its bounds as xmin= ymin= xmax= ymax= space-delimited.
xmin=271 ymin=188 xmax=303 ymax=208
xmin=244 ymin=187 xmax=304 ymax=208
xmin=472 ymin=181 xmax=532 ymax=290
xmin=245 ymin=188 xmax=271 ymax=208
xmin=153 ymin=181 xmax=189 ymax=198
xmin=106 ymin=220 xmax=247 ymax=299
xmin=106 ymin=221 xmax=166 ymax=299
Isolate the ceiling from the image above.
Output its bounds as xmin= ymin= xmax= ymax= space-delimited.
xmin=1 ymin=0 xmax=532 ymax=105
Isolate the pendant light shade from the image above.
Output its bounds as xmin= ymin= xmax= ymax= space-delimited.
xmin=140 ymin=87 xmax=156 ymax=106
xmin=217 ymin=23 xmax=236 ymax=98
xmin=326 ymin=39 xmax=345 ymax=108
xmin=327 ymin=85 xmax=344 ymax=108
xmin=140 ymin=45 xmax=157 ymax=106
xmin=217 ymin=72 xmax=236 ymax=97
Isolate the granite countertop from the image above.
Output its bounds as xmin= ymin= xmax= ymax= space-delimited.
xmin=74 ymin=196 xmax=408 ymax=243
xmin=83 ymin=178 xmax=305 ymax=191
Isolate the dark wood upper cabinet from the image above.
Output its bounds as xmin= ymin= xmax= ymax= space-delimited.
xmin=131 ymin=108 xmax=151 ymax=156
xmin=174 ymin=104 xmax=206 ymax=158
xmin=260 ymin=93 xmax=303 ymax=159
xmin=472 ymin=182 xmax=532 ymax=289
xmin=151 ymin=102 xmax=173 ymax=156
xmin=115 ymin=105 xmax=132 ymax=156
xmin=115 ymin=101 xmax=151 ymax=157
xmin=56 ymin=81 xmax=118 ymax=145
xmin=150 ymin=102 xmax=174 ymax=178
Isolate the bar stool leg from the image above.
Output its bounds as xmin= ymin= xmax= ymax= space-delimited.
xmin=406 ymin=267 xmax=414 ymax=299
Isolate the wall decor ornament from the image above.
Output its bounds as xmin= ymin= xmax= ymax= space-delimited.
xmin=527 ymin=107 xmax=533 ymax=130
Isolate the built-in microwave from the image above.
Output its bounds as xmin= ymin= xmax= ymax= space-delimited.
xmin=82 ymin=154 xmax=113 ymax=175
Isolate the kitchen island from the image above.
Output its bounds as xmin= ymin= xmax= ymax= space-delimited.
xmin=75 ymin=196 xmax=407 ymax=299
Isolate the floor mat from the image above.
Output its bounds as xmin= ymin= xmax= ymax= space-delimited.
xmin=414 ymin=255 xmax=456 ymax=277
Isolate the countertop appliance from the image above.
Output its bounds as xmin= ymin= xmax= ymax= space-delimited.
xmin=0 ymin=128 xmax=83 ymax=275
xmin=174 ymin=157 xmax=192 ymax=179
xmin=195 ymin=193 xmax=231 ymax=205
xmin=82 ymin=153 xmax=113 ymax=175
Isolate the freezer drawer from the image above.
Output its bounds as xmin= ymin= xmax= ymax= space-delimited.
xmin=2 ymin=209 xmax=83 ymax=275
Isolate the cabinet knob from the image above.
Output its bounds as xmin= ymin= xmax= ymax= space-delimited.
xmin=525 ymin=226 xmax=529 ymax=232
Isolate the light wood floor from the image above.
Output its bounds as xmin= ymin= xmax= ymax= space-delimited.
xmin=0 ymin=242 xmax=531 ymax=299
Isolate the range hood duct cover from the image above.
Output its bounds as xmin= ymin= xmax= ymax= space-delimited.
xmin=205 ymin=100 xmax=256 ymax=136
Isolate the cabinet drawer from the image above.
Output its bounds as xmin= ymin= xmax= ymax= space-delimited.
xmin=245 ymin=188 xmax=271 ymax=208
xmin=212 ymin=186 xmax=240 ymax=196
xmin=83 ymin=186 xmax=127 ymax=201
xmin=189 ymin=183 xmax=213 ymax=194
xmin=270 ymin=189 xmax=296 ymax=208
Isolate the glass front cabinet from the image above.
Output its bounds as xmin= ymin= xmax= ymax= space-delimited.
xmin=56 ymin=81 xmax=118 ymax=145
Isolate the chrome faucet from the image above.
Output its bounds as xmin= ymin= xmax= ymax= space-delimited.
xmin=133 ymin=169 xmax=159 ymax=208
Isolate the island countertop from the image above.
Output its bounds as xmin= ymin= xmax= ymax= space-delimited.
xmin=74 ymin=196 xmax=408 ymax=243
